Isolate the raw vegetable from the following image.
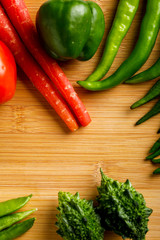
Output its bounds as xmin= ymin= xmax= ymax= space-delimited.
xmin=0 ymin=41 xmax=17 ymax=104
xmin=0 ymin=5 xmax=79 ymax=132
xmin=0 ymin=195 xmax=36 ymax=239
xmin=97 ymin=169 xmax=152 ymax=240
xmin=125 ymin=58 xmax=160 ymax=84
xmin=36 ymin=0 xmax=105 ymax=61
xmin=146 ymin=148 xmax=160 ymax=160
xmin=84 ymin=0 xmax=140 ymax=82
xmin=153 ymin=168 xmax=160 ymax=174
xmin=0 ymin=195 xmax=32 ymax=218
xmin=135 ymin=99 xmax=160 ymax=125
xmin=148 ymin=138 xmax=160 ymax=174
xmin=152 ymin=159 xmax=160 ymax=163
xmin=0 ymin=218 xmax=35 ymax=240
xmin=78 ymin=0 xmax=160 ymax=91
xmin=56 ymin=191 xmax=104 ymax=240
xmin=131 ymin=79 xmax=160 ymax=109
xmin=150 ymin=138 xmax=160 ymax=153
xmin=0 ymin=209 xmax=36 ymax=231
xmin=1 ymin=0 xmax=91 ymax=128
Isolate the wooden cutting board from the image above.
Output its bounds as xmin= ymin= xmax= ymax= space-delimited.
xmin=0 ymin=0 xmax=159 ymax=239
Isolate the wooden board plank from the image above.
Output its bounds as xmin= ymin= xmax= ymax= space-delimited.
xmin=0 ymin=0 xmax=159 ymax=239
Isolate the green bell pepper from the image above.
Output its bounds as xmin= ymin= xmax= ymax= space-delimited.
xmin=36 ymin=0 xmax=105 ymax=61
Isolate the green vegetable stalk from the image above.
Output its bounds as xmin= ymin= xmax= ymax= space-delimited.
xmin=131 ymin=79 xmax=160 ymax=109
xmin=153 ymin=168 xmax=160 ymax=174
xmin=56 ymin=191 xmax=104 ymax=240
xmin=136 ymin=99 xmax=160 ymax=125
xmin=149 ymin=138 xmax=160 ymax=153
xmin=97 ymin=169 xmax=152 ymax=240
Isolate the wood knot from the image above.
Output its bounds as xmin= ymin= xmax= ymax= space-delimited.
xmin=12 ymin=105 xmax=25 ymax=133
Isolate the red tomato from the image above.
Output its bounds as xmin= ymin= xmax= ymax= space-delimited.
xmin=0 ymin=41 xmax=17 ymax=104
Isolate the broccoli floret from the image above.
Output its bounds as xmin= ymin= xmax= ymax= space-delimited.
xmin=56 ymin=191 xmax=104 ymax=240
xmin=97 ymin=169 xmax=152 ymax=240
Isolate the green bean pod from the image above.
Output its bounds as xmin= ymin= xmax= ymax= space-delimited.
xmin=0 ymin=195 xmax=32 ymax=218
xmin=149 ymin=138 xmax=160 ymax=153
xmin=0 ymin=218 xmax=35 ymax=240
xmin=85 ymin=0 xmax=140 ymax=82
xmin=131 ymin=79 xmax=160 ymax=109
xmin=78 ymin=0 xmax=160 ymax=91
xmin=0 ymin=209 xmax=36 ymax=232
xmin=153 ymin=168 xmax=160 ymax=174
xmin=125 ymin=58 xmax=160 ymax=84
xmin=136 ymin=99 xmax=160 ymax=125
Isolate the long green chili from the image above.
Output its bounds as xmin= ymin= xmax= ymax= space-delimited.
xmin=78 ymin=0 xmax=160 ymax=91
xmin=125 ymin=58 xmax=160 ymax=84
xmin=85 ymin=0 xmax=140 ymax=82
xmin=131 ymin=79 xmax=160 ymax=109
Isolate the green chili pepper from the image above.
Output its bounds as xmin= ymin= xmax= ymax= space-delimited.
xmin=0 ymin=218 xmax=35 ymax=240
xmin=84 ymin=0 xmax=140 ymax=82
xmin=125 ymin=58 xmax=160 ymax=84
xmin=152 ymin=159 xmax=160 ymax=163
xmin=0 ymin=195 xmax=32 ymax=218
xmin=0 ymin=209 xmax=36 ymax=232
xmin=78 ymin=0 xmax=160 ymax=91
xmin=131 ymin=79 xmax=160 ymax=109
xmin=135 ymin=99 xmax=160 ymax=125
xmin=153 ymin=168 xmax=160 ymax=174
xmin=149 ymin=138 xmax=160 ymax=153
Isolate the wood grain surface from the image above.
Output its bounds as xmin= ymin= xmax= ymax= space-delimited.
xmin=0 ymin=0 xmax=160 ymax=239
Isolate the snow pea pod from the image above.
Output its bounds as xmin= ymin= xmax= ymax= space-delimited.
xmin=85 ymin=0 xmax=140 ymax=82
xmin=78 ymin=0 xmax=160 ymax=91
xmin=131 ymin=79 xmax=160 ymax=109
xmin=125 ymin=58 xmax=160 ymax=84
xmin=0 ymin=218 xmax=35 ymax=240
xmin=0 ymin=209 xmax=36 ymax=232
xmin=0 ymin=195 xmax=32 ymax=218
xmin=136 ymin=99 xmax=160 ymax=125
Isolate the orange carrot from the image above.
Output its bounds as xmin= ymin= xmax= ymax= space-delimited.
xmin=0 ymin=5 xmax=79 ymax=132
xmin=1 ymin=0 xmax=91 ymax=127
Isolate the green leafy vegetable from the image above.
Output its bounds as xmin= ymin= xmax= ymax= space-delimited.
xmin=56 ymin=191 xmax=104 ymax=240
xmin=97 ymin=169 xmax=152 ymax=240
